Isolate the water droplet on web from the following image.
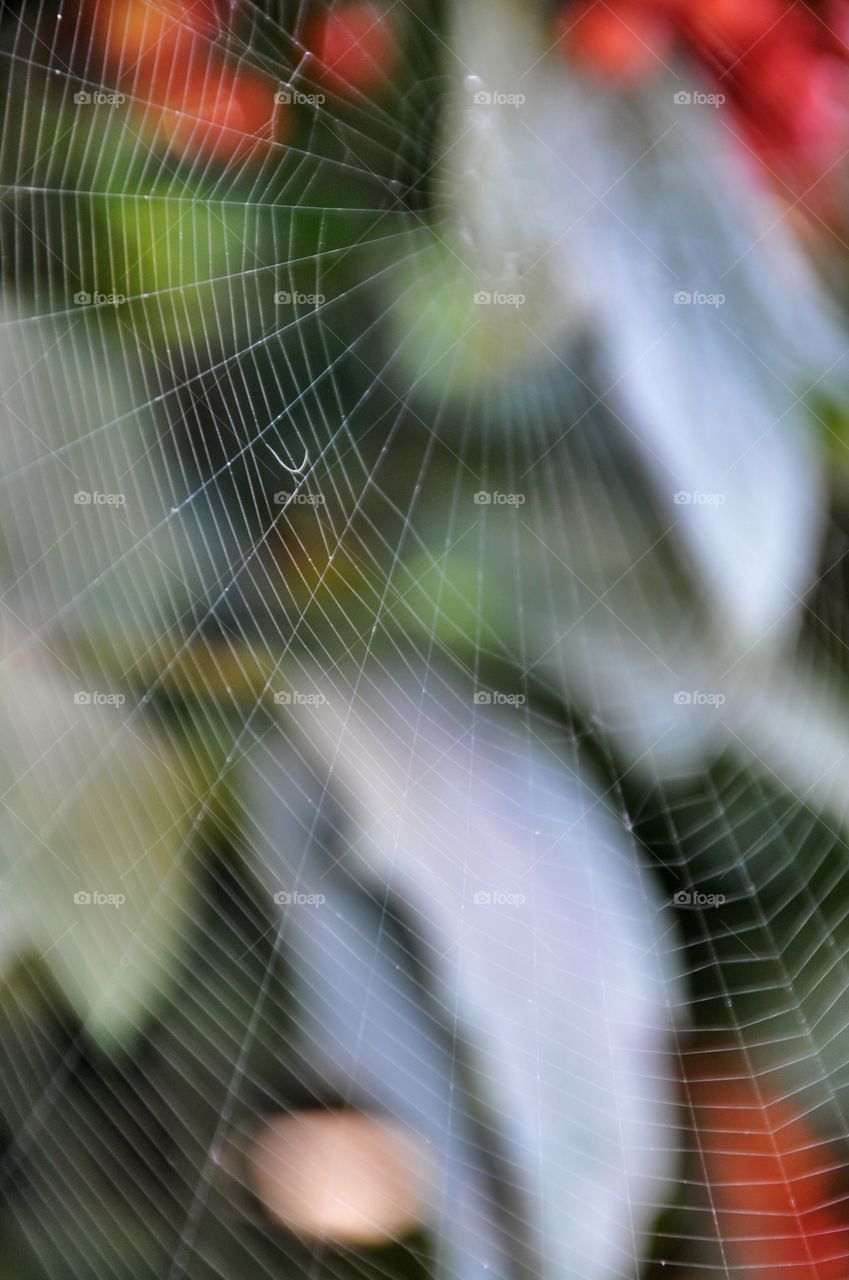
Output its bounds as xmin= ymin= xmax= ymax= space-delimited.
xmin=465 ymin=74 xmax=484 ymax=94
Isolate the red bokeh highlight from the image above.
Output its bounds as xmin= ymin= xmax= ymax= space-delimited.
xmin=303 ymin=3 xmax=397 ymax=95
xmin=557 ymin=0 xmax=849 ymax=205
xmin=555 ymin=3 xmax=675 ymax=85
xmin=687 ymin=1057 xmax=849 ymax=1279
xmin=84 ymin=0 xmax=279 ymax=163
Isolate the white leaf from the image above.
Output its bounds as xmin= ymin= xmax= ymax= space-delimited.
xmin=245 ymin=743 xmax=511 ymax=1279
xmin=558 ymin=75 xmax=833 ymax=647
xmin=249 ymin=668 xmax=682 ymax=1280
xmin=397 ymin=0 xmax=843 ymax=646
xmin=0 ymin=302 xmax=212 ymax=640
xmin=0 ymin=635 xmax=203 ymax=1045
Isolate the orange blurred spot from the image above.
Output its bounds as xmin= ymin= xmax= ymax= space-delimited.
xmin=304 ymin=2 xmax=396 ymax=95
xmin=686 ymin=1057 xmax=849 ymax=1279
xmin=92 ymin=0 xmax=202 ymax=72
xmin=159 ymin=67 xmax=278 ymax=162
xmin=84 ymin=0 xmax=279 ymax=163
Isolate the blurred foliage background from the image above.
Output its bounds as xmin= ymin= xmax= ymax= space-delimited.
xmin=5 ymin=2 xmax=849 ymax=1278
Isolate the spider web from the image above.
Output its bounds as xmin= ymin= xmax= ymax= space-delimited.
xmin=1 ymin=2 xmax=849 ymax=1279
